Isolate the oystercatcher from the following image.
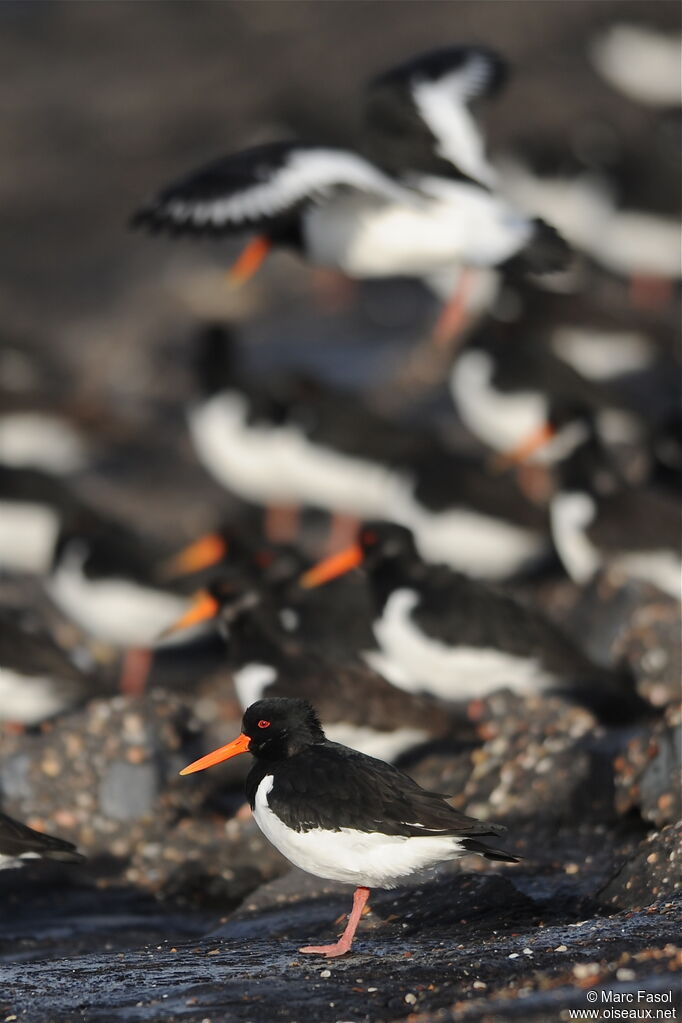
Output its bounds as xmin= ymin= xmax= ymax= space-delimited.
xmin=448 ymin=313 xmax=641 ymax=466
xmin=167 ymin=581 xmax=468 ymax=761
xmin=180 ymin=697 xmax=516 ymax=957
xmin=0 ymin=612 xmax=93 ymax=726
xmin=131 ymin=49 xmax=568 ymax=306
xmin=550 ymin=425 xmax=681 ymax=599
xmin=301 ymin=522 xmax=650 ymax=722
xmin=0 ymin=811 xmax=84 ymax=869
xmin=187 ymin=324 xmax=549 ymax=578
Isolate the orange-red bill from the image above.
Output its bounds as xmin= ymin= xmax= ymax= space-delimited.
xmin=159 ymin=591 xmax=219 ymax=638
xmin=158 ymin=533 xmax=228 ymax=580
xmin=227 ymin=235 xmax=271 ymax=286
xmin=491 ymin=422 xmax=556 ymax=471
xmin=180 ymin=732 xmax=251 ymax=775
xmin=299 ymin=543 xmax=364 ymax=589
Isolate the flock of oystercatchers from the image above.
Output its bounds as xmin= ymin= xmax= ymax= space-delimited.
xmin=1 ymin=27 xmax=680 ymax=959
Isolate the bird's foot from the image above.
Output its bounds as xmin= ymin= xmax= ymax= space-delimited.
xmin=299 ymin=941 xmax=352 ymax=958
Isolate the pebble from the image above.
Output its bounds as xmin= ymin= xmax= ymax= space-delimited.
xmin=320 ymin=969 xmax=331 ymax=978
xmin=404 ymin=993 xmax=417 ymax=1005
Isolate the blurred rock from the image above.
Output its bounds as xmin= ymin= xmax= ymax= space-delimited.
xmin=614 ymin=705 xmax=682 ymax=827
xmin=557 ymin=571 xmax=681 ymax=706
xmin=409 ymin=691 xmax=619 ymax=824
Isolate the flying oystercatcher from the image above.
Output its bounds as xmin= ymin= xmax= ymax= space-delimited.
xmin=550 ymin=422 xmax=681 ymax=600
xmin=131 ymin=46 xmax=568 ymax=338
xmin=300 ymin=522 xmax=650 ymax=723
xmin=180 ymin=697 xmax=517 ymax=957
xmin=0 ymin=811 xmax=85 ymax=870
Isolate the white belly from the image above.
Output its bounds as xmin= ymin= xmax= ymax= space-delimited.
xmin=394 ymin=490 xmax=546 ymax=579
xmin=0 ymin=500 xmax=59 ymax=573
xmin=253 ymin=775 xmax=463 ymax=888
xmin=612 ymin=551 xmax=682 ymax=600
xmin=0 ymin=668 xmax=74 ymax=726
xmin=371 ymin=588 xmax=556 ymax=700
xmin=0 ymin=412 xmax=88 ymax=473
xmin=323 ymin=723 xmax=429 ymax=763
xmin=47 ymin=547 xmax=186 ymax=646
xmin=305 ymin=184 xmax=531 ymax=277
xmin=550 ymin=492 xmax=601 ymax=585
xmin=450 ymin=350 xmax=548 ymax=455
xmin=188 ymin=392 xmax=407 ymax=517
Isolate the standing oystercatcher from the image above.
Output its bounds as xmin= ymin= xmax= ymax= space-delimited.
xmin=550 ymin=424 xmax=681 ymax=599
xmin=180 ymin=697 xmax=516 ymax=957
xmin=166 ymin=580 xmax=469 ymax=762
xmin=0 ymin=612 xmax=93 ymax=727
xmin=0 ymin=811 xmax=85 ymax=869
xmin=300 ymin=522 xmax=650 ymax=723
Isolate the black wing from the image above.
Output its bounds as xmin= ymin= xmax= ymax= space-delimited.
xmin=131 ymin=140 xmax=407 ymax=237
xmin=364 ymin=46 xmax=507 ymax=185
xmin=250 ymin=742 xmax=510 ymax=843
xmin=0 ymin=812 xmax=85 ymax=863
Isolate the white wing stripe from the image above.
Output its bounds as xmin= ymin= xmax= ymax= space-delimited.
xmin=163 ymin=149 xmax=411 ymax=227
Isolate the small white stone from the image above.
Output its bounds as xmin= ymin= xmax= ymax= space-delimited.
xmin=473 ymin=981 xmax=487 ymax=989
xmin=554 ymin=945 xmax=568 ymax=952
xmin=508 ymin=953 xmax=520 ymax=959
xmin=616 ymin=968 xmax=636 ymax=981
xmin=404 ymin=993 xmax=417 ymax=1005
xmin=319 ymin=969 xmax=331 ymax=978
xmin=523 ymin=948 xmax=533 ymax=955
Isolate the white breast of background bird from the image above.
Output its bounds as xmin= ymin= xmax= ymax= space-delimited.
xmin=188 ymin=391 xmax=411 ymax=517
xmin=47 ymin=543 xmax=186 ymax=647
xmin=365 ymin=588 xmax=556 ymax=699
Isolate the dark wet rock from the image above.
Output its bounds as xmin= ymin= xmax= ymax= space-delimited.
xmin=614 ymin=705 xmax=682 ymax=827
xmin=599 ymin=822 xmax=682 ymax=911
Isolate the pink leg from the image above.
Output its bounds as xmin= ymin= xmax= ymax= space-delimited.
xmin=299 ymin=886 xmax=371 ymax=958
xmin=432 ymin=267 xmax=476 ymax=350
xmin=325 ymin=513 xmax=360 ymax=556
xmin=629 ymin=274 xmax=673 ymax=311
xmin=119 ymin=647 xmax=153 ymax=697
xmin=265 ymin=504 xmax=300 ymax=545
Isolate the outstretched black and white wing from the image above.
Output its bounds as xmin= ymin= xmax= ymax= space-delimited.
xmin=364 ymin=46 xmax=507 ymax=187
xmin=132 ymin=140 xmax=408 ymax=237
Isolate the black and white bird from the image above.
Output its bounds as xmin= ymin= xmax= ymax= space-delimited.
xmin=0 ymin=811 xmax=85 ymax=870
xmin=448 ymin=313 xmax=642 ymax=466
xmin=166 ymin=581 xmax=469 ymax=762
xmin=550 ymin=426 xmax=681 ymax=600
xmin=0 ymin=612 xmax=93 ymax=727
xmin=301 ymin=522 xmax=650 ymax=723
xmin=180 ymin=697 xmax=516 ymax=957
xmin=187 ymin=324 xmax=549 ymax=578
xmin=132 ymin=47 xmax=568 ymax=307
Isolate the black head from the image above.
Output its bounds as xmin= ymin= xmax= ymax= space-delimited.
xmin=357 ymin=521 xmax=419 ymax=568
xmin=242 ymin=698 xmax=325 ymax=760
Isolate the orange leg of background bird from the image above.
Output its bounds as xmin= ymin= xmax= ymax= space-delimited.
xmin=264 ymin=504 xmax=300 ymax=545
xmin=299 ymin=885 xmax=371 ymax=958
xmin=431 ymin=267 xmax=476 ymax=351
xmin=119 ymin=647 xmax=153 ymax=697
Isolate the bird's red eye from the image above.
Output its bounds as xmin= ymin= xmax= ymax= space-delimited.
xmin=258 ymin=720 xmax=270 ymax=729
